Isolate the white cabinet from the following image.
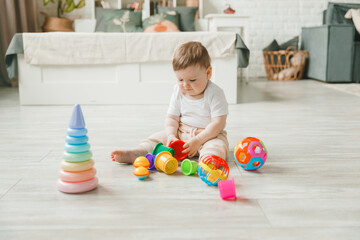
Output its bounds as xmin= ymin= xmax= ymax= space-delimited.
xmin=205 ymin=14 xmax=250 ymax=80
xmin=205 ymin=14 xmax=250 ymax=43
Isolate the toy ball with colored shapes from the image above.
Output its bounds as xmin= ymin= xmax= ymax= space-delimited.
xmin=133 ymin=156 xmax=150 ymax=169
xmin=198 ymin=155 xmax=229 ymax=186
xmin=133 ymin=166 xmax=149 ymax=180
xmin=234 ymin=137 xmax=268 ymax=171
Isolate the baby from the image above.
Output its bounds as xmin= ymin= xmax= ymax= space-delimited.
xmin=111 ymin=41 xmax=229 ymax=163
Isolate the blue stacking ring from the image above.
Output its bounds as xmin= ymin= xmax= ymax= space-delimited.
xmin=64 ymin=143 xmax=90 ymax=153
xmin=67 ymin=128 xmax=88 ymax=137
xmin=63 ymin=151 xmax=92 ymax=162
xmin=65 ymin=135 xmax=89 ymax=145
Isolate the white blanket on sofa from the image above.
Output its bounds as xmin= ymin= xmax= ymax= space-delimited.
xmin=23 ymin=32 xmax=236 ymax=65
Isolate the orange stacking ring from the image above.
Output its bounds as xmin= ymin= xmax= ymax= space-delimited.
xmin=133 ymin=156 xmax=150 ymax=168
xmin=58 ymin=168 xmax=97 ymax=183
xmin=154 ymin=151 xmax=178 ymax=175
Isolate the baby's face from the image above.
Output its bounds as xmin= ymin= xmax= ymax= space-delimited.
xmin=175 ymin=64 xmax=212 ymax=98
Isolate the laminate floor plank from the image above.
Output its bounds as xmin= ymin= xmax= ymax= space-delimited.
xmin=1 ymin=80 xmax=359 ymax=239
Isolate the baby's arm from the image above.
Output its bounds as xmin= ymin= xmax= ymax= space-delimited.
xmin=183 ymin=115 xmax=227 ymax=157
xmin=165 ymin=114 xmax=180 ymax=145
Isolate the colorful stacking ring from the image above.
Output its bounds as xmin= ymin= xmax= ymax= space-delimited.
xmin=218 ymin=178 xmax=237 ymax=200
xmin=64 ymin=143 xmax=91 ymax=153
xmin=66 ymin=128 xmax=88 ymax=137
xmin=145 ymin=153 xmax=156 ymax=170
xmin=57 ymin=177 xmax=98 ymax=194
xmin=65 ymin=135 xmax=89 ymax=145
xmin=152 ymin=142 xmax=175 ymax=156
xmin=154 ymin=151 xmax=178 ymax=174
xmin=133 ymin=156 xmax=150 ymax=168
xmin=60 ymin=159 xmax=94 ymax=172
xmin=63 ymin=151 xmax=92 ymax=163
xmin=169 ymin=140 xmax=188 ymax=161
xmin=58 ymin=168 xmax=97 ymax=183
xmin=133 ymin=166 xmax=149 ymax=180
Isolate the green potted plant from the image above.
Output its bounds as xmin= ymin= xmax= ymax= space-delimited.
xmin=42 ymin=0 xmax=86 ymax=32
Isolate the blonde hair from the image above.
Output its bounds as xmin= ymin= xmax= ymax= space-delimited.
xmin=172 ymin=41 xmax=211 ymax=71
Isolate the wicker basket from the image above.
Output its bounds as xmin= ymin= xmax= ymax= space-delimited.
xmin=263 ymin=46 xmax=308 ymax=80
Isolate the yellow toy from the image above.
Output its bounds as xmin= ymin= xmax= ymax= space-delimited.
xmin=154 ymin=151 xmax=178 ymax=174
xmin=133 ymin=156 xmax=150 ymax=168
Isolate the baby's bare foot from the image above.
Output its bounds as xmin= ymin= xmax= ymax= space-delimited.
xmin=111 ymin=148 xmax=147 ymax=164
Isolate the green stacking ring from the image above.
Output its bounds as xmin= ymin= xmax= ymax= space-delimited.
xmin=152 ymin=142 xmax=175 ymax=156
xmin=64 ymin=143 xmax=91 ymax=153
xmin=63 ymin=151 xmax=93 ymax=163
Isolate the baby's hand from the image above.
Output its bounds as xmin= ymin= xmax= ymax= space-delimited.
xmin=166 ymin=135 xmax=178 ymax=146
xmin=183 ymin=137 xmax=201 ymax=158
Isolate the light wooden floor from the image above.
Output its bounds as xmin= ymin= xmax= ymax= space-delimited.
xmin=0 ymin=79 xmax=360 ymax=239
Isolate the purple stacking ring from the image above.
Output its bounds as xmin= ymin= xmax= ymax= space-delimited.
xmin=145 ymin=153 xmax=156 ymax=170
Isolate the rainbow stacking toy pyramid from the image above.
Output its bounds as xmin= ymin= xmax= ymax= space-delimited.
xmin=57 ymin=104 xmax=98 ymax=193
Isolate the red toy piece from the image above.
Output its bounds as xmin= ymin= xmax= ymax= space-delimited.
xmin=168 ymin=140 xmax=188 ymax=161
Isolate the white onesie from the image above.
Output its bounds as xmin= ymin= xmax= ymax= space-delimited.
xmin=167 ymin=81 xmax=228 ymax=128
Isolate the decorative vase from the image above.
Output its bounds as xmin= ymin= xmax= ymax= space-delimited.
xmin=224 ymin=5 xmax=236 ymax=14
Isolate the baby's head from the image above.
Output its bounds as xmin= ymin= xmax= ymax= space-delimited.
xmin=172 ymin=42 xmax=212 ymax=98
xmin=173 ymin=41 xmax=211 ymax=71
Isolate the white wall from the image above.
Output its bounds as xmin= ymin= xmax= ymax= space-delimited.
xmin=37 ymin=0 xmax=359 ymax=78
xmin=203 ymin=0 xmax=360 ymax=78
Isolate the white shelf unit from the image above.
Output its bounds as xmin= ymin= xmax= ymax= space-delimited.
xmin=75 ymin=0 xmax=205 ymax=32
xmin=115 ymin=0 xmax=203 ymax=19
